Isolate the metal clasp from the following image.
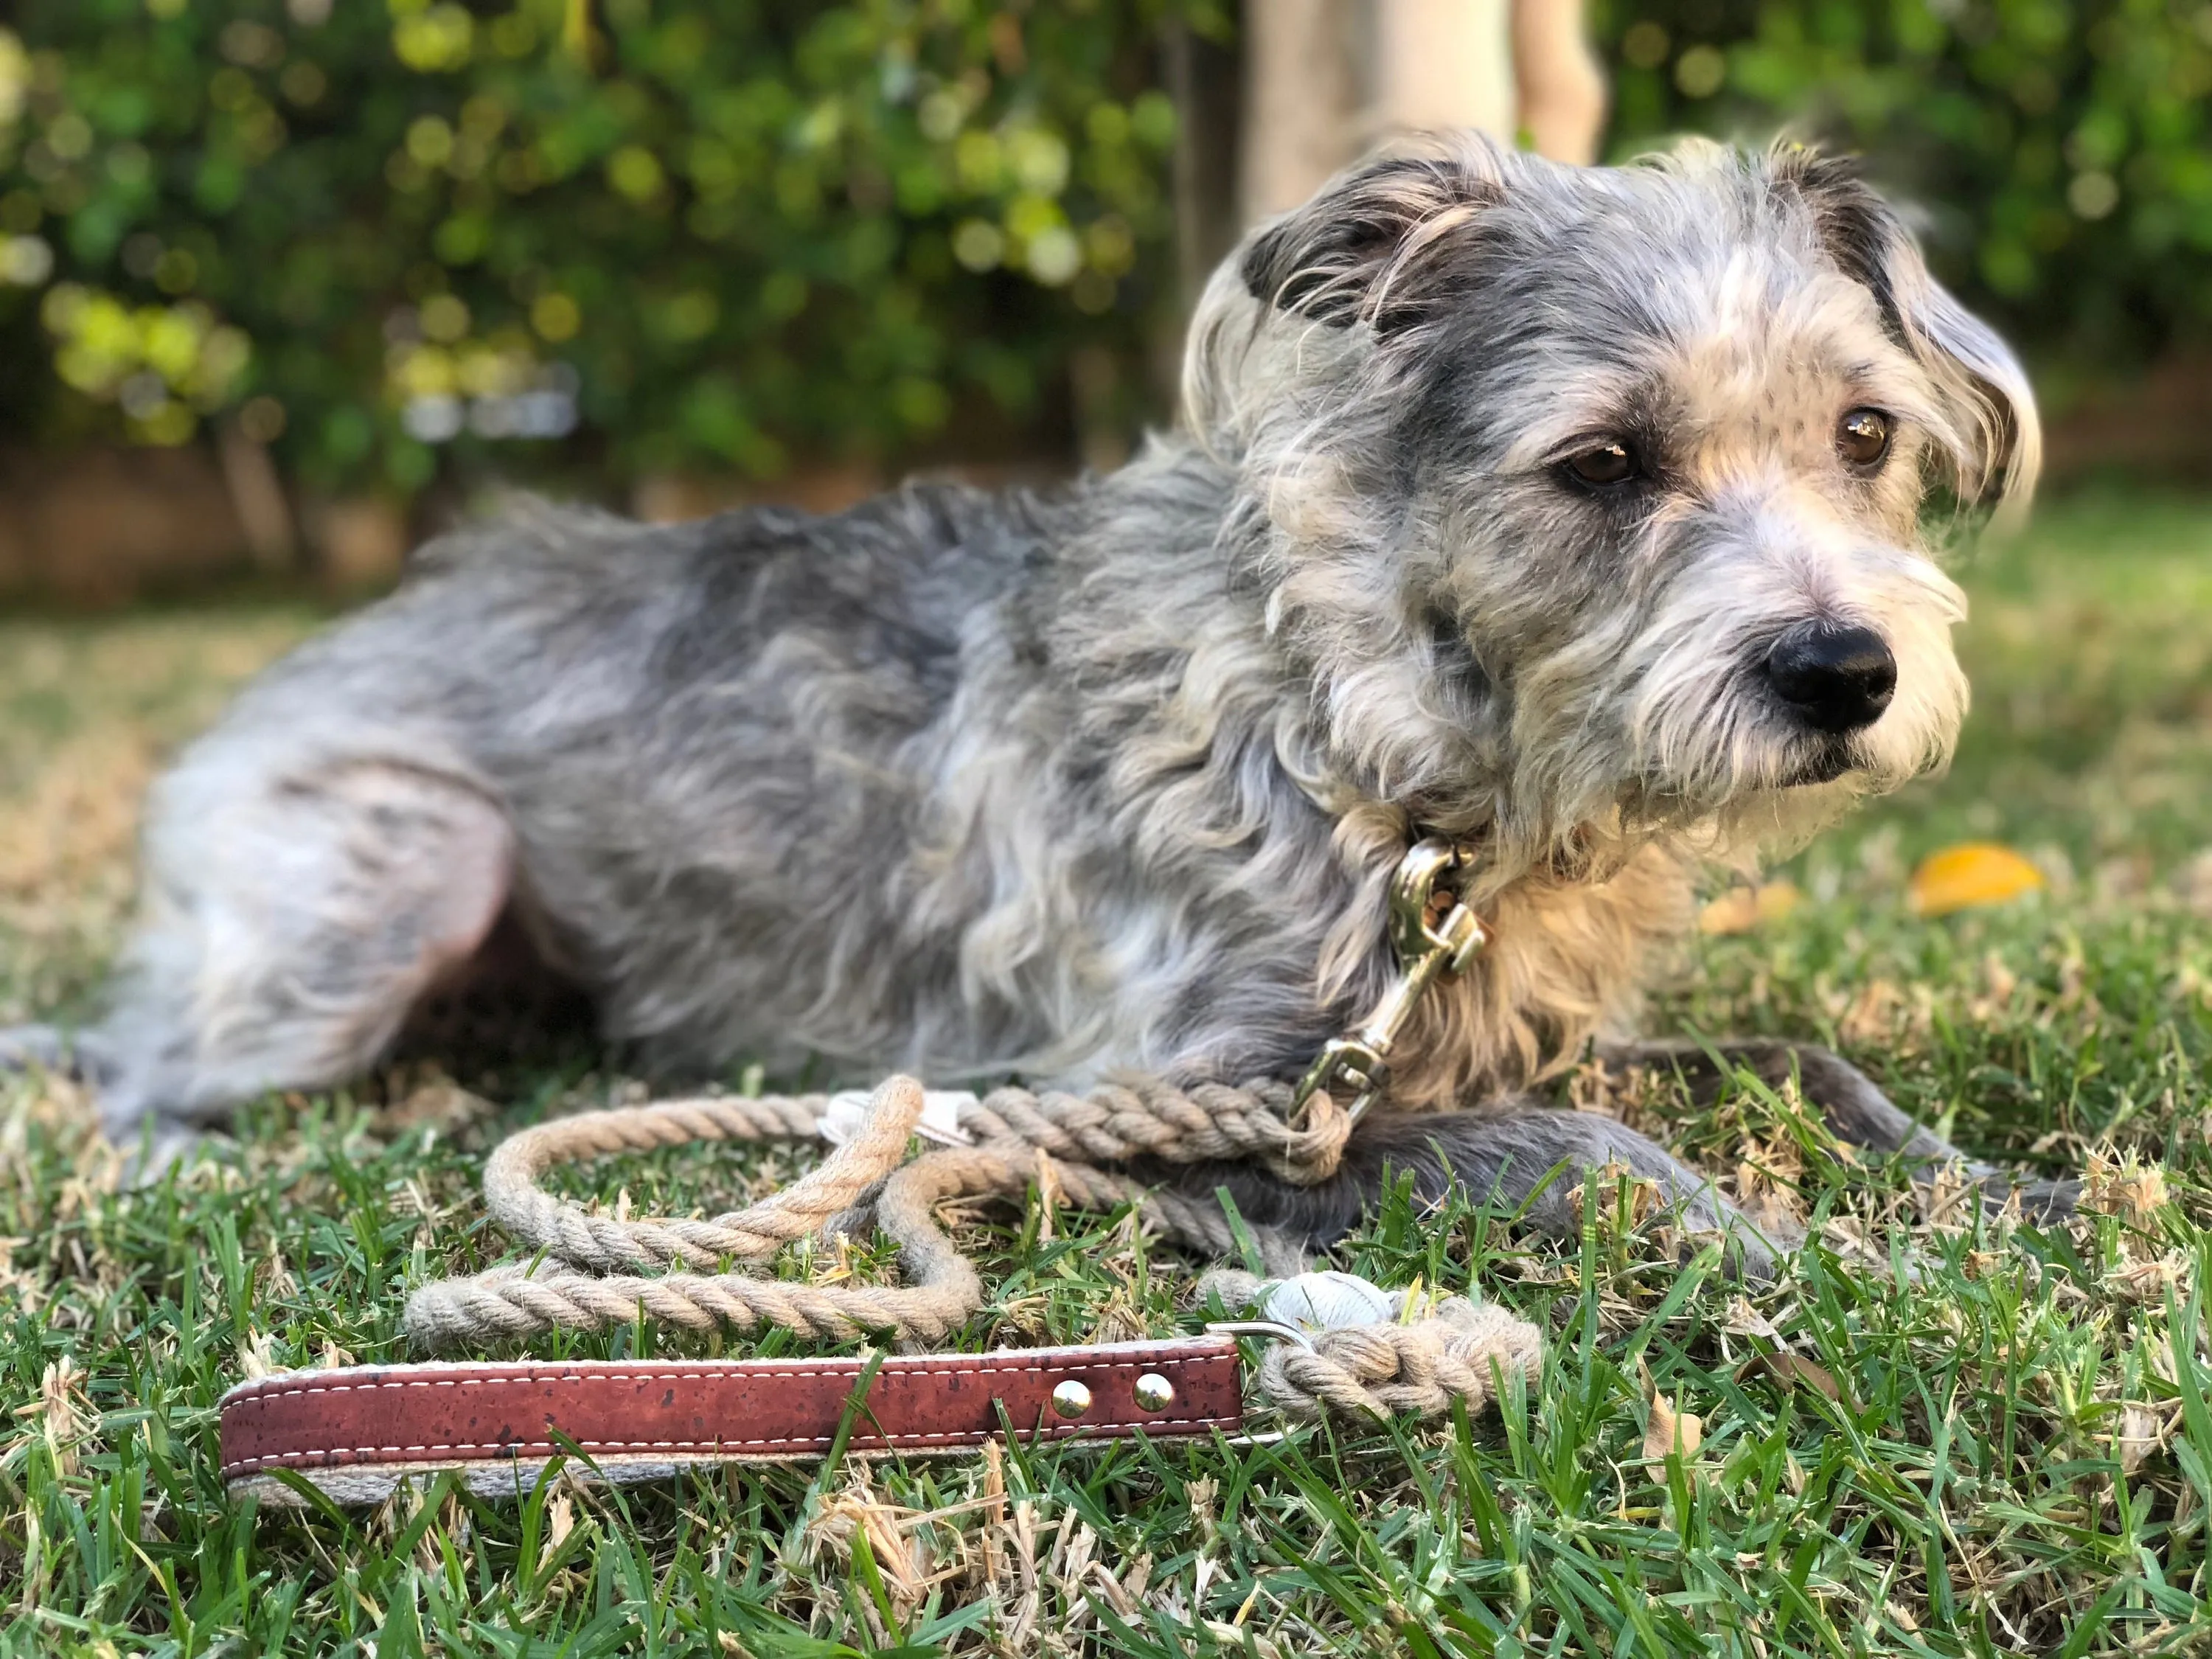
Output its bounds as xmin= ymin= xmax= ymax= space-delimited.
xmin=1204 ymin=1318 xmax=1316 ymax=1353
xmin=1287 ymin=836 xmax=1488 ymax=1133
xmin=1204 ymin=1321 xmax=1310 ymax=1446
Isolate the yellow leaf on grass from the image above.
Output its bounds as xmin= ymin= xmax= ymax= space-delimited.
xmin=1644 ymin=1391 xmax=1703 ymax=1461
xmin=1907 ymin=843 xmax=2045 ymax=917
xmin=1698 ymin=880 xmax=1801 ymax=935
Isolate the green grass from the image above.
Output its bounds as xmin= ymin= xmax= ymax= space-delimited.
xmin=2 ymin=493 xmax=2210 ymax=1657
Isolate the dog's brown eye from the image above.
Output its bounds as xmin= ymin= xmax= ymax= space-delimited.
xmin=1565 ymin=439 xmax=1638 ymax=487
xmin=1837 ymin=408 xmax=1891 ymax=470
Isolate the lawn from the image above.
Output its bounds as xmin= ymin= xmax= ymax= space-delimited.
xmin=1 ymin=492 xmax=2208 ymax=1657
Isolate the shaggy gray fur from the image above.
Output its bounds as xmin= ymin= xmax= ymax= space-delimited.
xmin=9 ymin=133 xmax=2066 ymax=1255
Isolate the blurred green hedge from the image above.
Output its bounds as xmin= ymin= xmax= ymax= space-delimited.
xmin=0 ymin=0 xmax=1211 ymax=497
xmin=0 ymin=3 xmax=2203 ymax=501
xmin=1592 ymin=0 xmax=2212 ymax=391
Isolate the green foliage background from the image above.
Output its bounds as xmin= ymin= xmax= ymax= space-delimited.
xmin=0 ymin=1 xmax=2203 ymax=498
xmin=1591 ymin=0 xmax=2212 ymax=392
xmin=0 ymin=0 xmax=1208 ymax=498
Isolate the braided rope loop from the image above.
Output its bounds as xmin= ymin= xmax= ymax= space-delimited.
xmin=1194 ymin=1268 xmax=1541 ymax=1419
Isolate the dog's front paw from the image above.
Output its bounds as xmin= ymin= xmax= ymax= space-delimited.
xmin=113 ymin=1121 xmax=213 ymax=1186
xmin=1999 ymin=1175 xmax=2082 ymax=1223
xmin=94 ymin=1088 xmax=215 ymax=1186
xmin=0 ymin=1026 xmax=196 ymax=1179
xmin=1674 ymin=1197 xmax=1793 ymax=1284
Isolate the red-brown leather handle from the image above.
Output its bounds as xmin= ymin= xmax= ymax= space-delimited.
xmin=220 ymin=1336 xmax=1244 ymax=1504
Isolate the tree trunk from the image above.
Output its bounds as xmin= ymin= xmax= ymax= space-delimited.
xmin=1233 ymin=0 xmax=1601 ymax=225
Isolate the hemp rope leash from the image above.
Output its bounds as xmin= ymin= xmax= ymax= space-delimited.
xmin=398 ymin=1072 xmax=1540 ymax=1421
xmin=402 ymin=1075 xmax=1307 ymax=1352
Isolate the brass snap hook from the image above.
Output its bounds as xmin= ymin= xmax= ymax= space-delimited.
xmin=1287 ymin=836 xmax=1488 ymax=1134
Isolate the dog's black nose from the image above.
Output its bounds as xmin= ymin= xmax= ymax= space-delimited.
xmin=1763 ymin=622 xmax=1896 ymax=734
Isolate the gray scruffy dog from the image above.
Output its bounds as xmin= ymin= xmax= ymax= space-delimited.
xmin=6 ymin=133 xmax=2076 ymax=1262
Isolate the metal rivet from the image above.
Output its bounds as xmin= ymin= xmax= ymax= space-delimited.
xmin=1133 ymin=1372 xmax=1175 ymax=1412
xmin=1051 ymin=1379 xmax=1093 ymax=1419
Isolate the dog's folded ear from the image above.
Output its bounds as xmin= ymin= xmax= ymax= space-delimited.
xmin=1775 ymin=146 xmax=2042 ymax=521
xmin=1241 ymin=139 xmax=1508 ymax=335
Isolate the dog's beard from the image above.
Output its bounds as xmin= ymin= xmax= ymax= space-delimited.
xmin=1778 ymin=738 xmax=1854 ymax=787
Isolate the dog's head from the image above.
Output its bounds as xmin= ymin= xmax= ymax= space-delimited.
xmin=1188 ymin=133 xmax=2037 ymax=874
